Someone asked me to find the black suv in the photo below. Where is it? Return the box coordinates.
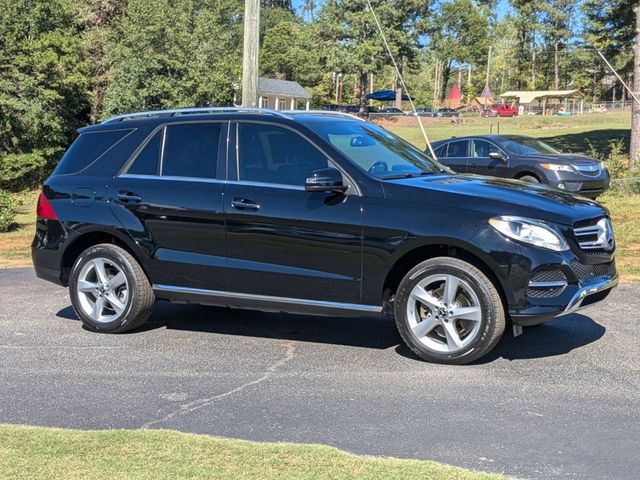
[33,108,618,364]
[432,135,611,199]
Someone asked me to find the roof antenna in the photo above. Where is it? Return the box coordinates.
[364,0,438,161]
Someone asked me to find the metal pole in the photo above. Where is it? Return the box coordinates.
[241,0,260,107]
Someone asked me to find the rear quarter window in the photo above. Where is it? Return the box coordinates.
[54,129,132,175]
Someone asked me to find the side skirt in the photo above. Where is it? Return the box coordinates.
[153,284,383,318]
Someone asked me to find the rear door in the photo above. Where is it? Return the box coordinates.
[108,121,229,291]
[222,121,363,303]
[467,139,510,178]
[436,139,469,173]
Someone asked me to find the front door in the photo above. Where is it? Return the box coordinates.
[223,121,363,304]
[467,139,510,177]
[109,121,228,291]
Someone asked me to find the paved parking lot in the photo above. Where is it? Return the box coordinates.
[1,267,638,480]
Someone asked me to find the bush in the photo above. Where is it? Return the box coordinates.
[0,189,17,232]
[628,174,640,195]
[588,139,629,179]
[0,152,48,192]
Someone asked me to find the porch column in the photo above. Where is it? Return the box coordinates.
[258,96,263,108]
[305,100,310,110]
[274,97,279,110]
[291,98,296,110]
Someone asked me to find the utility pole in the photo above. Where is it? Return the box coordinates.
[484,46,492,108]
[631,4,640,170]
[241,0,260,107]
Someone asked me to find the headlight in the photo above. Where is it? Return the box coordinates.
[599,161,606,170]
[489,216,569,251]
[540,163,574,172]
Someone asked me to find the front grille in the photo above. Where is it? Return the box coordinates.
[573,163,600,176]
[531,268,566,283]
[572,217,615,253]
[570,260,616,280]
[526,286,566,298]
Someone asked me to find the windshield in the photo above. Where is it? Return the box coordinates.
[501,137,560,155]
[308,122,446,178]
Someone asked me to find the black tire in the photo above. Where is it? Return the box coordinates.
[69,243,155,333]
[394,257,505,365]
[519,174,540,183]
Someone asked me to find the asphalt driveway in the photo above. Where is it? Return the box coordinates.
[1,267,638,480]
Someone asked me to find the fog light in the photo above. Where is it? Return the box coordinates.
[558,183,565,189]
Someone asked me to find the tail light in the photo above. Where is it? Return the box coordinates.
[36,191,58,220]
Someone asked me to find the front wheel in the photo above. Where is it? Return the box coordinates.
[394,257,505,364]
[69,244,155,333]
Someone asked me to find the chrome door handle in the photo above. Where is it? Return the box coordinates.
[231,197,260,211]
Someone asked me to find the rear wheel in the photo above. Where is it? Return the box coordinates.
[394,257,505,364]
[69,244,154,333]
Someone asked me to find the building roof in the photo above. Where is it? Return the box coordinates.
[499,90,583,104]
[258,77,312,99]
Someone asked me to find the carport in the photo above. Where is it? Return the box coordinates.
[500,89,585,115]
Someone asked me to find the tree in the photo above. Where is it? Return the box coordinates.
[539,0,575,90]
[632,4,640,170]
[103,0,242,116]
[0,0,91,189]
[427,0,491,102]
[316,0,429,113]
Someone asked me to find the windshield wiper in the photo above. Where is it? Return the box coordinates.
[380,171,439,180]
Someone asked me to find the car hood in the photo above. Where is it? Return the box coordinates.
[383,173,606,226]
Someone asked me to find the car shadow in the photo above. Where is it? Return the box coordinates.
[539,129,629,155]
[56,304,604,361]
[56,302,403,350]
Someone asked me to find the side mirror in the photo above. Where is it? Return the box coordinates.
[305,167,348,193]
[489,152,507,162]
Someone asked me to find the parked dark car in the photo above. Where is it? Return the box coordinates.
[33,108,617,365]
[435,108,460,118]
[414,107,435,117]
[431,135,610,199]
[378,107,405,115]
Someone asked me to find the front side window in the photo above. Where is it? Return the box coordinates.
[309,122,444,178]
[471,140,501,158]
[237,123,328,185]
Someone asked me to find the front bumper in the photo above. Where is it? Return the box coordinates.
[543,170,611,198]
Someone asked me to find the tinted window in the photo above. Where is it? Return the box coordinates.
[56,129,131,175]
[162,123,220,178]
[238,123,328,185]
[471,140,501,158]
[128,130,161,175]
[434,144,447,158]
[444,140,468,158]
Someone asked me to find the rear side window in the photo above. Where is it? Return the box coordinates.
[162,123,220,178]
[128,130,162,175]
[55,129,131,175]
[443,140,468,158]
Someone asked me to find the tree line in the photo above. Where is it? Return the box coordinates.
[0,0,637,189]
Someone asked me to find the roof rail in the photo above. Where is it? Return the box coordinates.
[286,110,366,122]
[101,107,290,124]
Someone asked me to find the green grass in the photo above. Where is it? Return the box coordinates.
[0,190,38,268]
[0,425,505,480]
[598,192,640,283]
[386,112,631,155]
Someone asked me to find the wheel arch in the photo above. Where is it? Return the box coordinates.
[382,240,508,314]
[514,171,542,182]
[60,228,149,286]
